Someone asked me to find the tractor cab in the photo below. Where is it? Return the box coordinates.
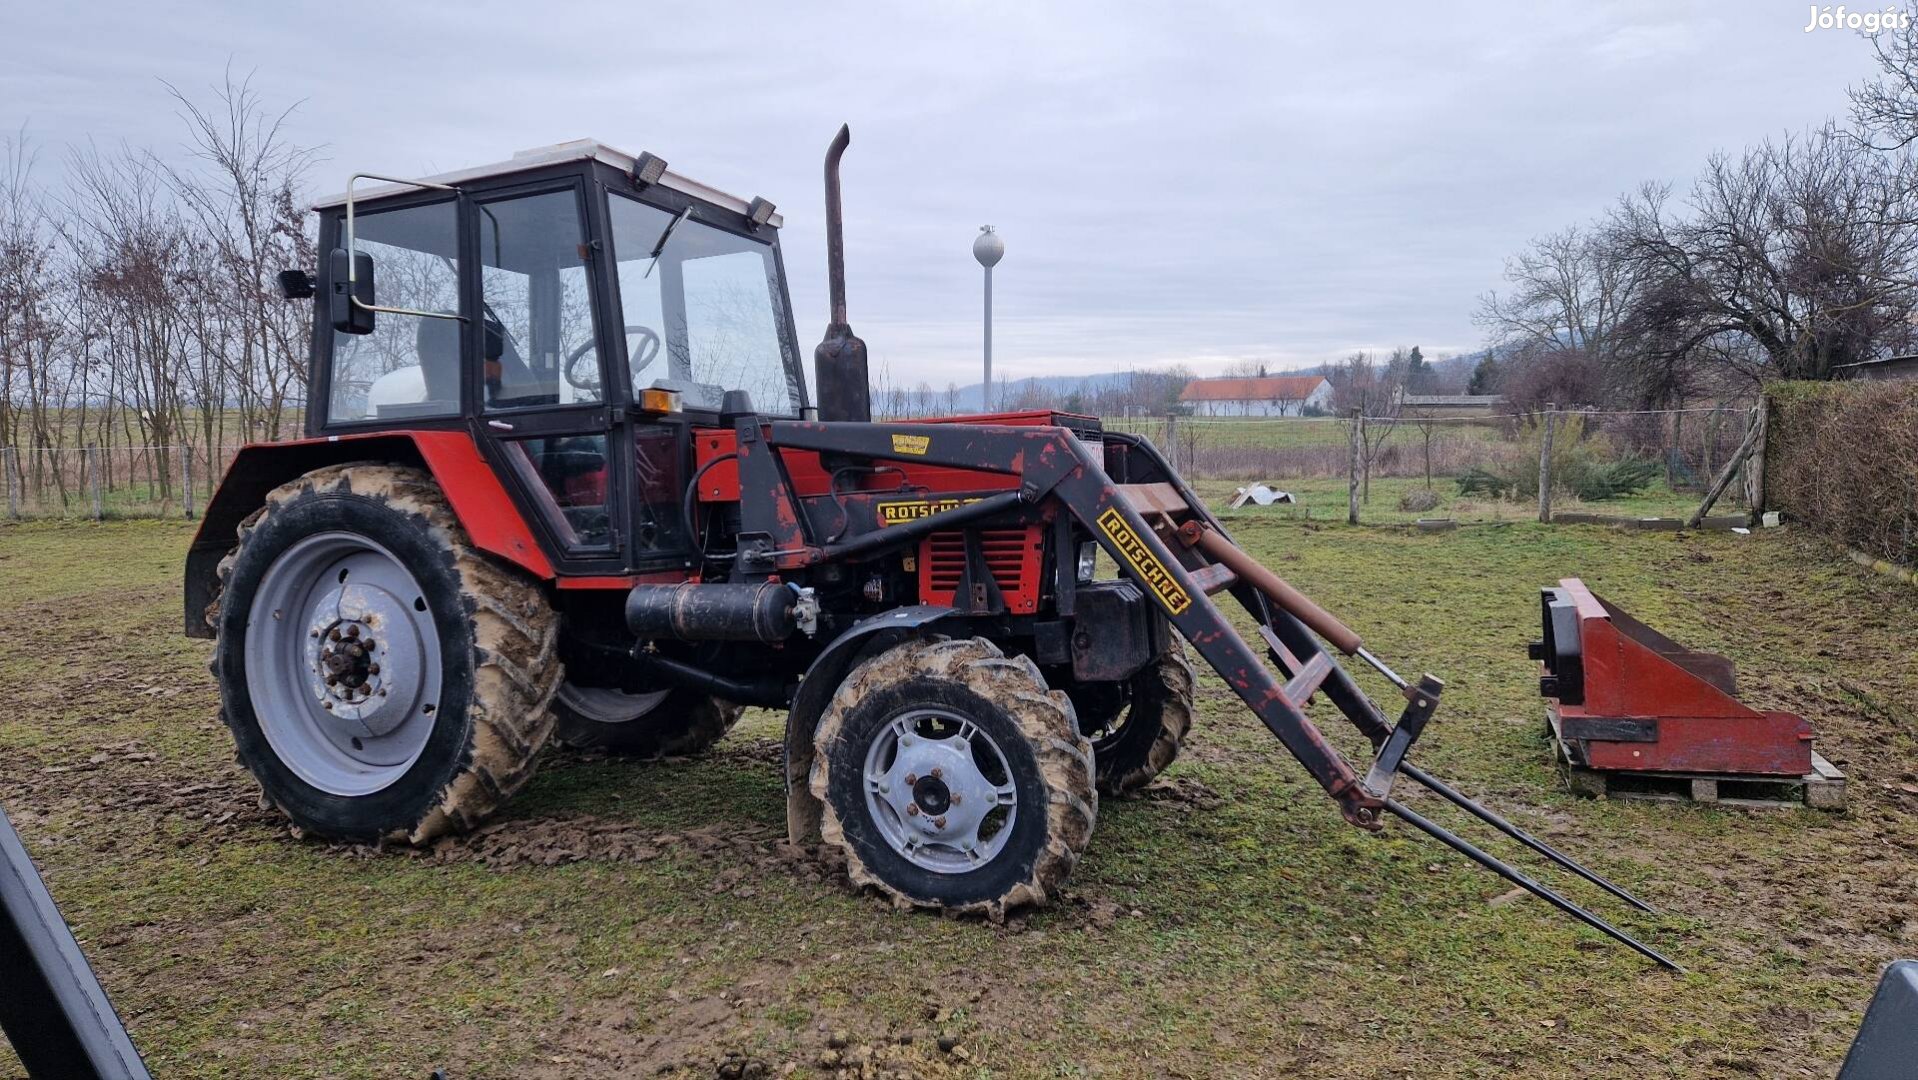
[307,140,805,574]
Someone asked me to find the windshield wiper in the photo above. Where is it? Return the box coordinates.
[644,206,694,279]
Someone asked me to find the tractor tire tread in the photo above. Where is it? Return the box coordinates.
[208,461,560,844]
[811,636,1096,919]
[1098,639,1196,797]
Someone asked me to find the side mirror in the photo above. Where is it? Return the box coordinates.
[328,248,376,335]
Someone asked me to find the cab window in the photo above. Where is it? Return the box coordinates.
[608,192,801,415]
[478,189,604,410]
[324,200,460,424]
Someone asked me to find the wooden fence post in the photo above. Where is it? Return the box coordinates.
[181,450,194,520]
[4,447,17,520]
[1747,396,1770,524]
[1538,405,1556,523]
[1164,412,1179,476]
[1686,404,1766,528]
[1348,408,1362,525]
[88,445,103,521]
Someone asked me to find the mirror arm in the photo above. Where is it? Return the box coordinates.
[344,173,467,323]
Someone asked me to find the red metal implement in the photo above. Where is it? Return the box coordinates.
[1537,578,1813,777]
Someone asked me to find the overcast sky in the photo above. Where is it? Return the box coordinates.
[0,0,1882,389]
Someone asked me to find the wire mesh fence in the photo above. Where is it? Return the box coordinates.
[1,404,1760,526]
[0,444,245,520]
[1105,405,1761,525]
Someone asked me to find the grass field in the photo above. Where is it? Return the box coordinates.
[1,515,1914,1078]
[1195,476,1719,525]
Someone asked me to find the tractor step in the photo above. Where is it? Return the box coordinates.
[1549,715,1846,810]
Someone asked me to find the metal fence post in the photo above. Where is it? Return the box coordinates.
[1348,408,1362,526]
[88,445,103,521]
[180,450,194,520]
[1537,405,1556,524]
[4,447,17,520]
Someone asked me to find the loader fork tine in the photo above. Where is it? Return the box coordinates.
[1384,799,1684,973]
[1398,762,1656,914]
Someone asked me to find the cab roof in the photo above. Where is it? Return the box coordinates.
[312,139,785,229]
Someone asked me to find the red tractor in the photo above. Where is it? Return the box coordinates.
[185,129,1673,963]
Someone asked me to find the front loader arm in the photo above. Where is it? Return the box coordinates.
[1041,450,1386,829]
[760,419,1680,970]
[759,419,1378,824]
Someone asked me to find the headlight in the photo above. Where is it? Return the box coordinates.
[1076,541,1098,583]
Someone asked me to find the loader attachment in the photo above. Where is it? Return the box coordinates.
[757,420,1679,970]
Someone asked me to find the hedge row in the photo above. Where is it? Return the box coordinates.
[1767,380,1918,568]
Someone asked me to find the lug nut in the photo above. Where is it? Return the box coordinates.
[929,767,942,779]
[329,628,342,641]
[932,816,946,829]
[345,625,360,639]
[904,773,918,785]
[369,664,380,675]
[906,804,920,817]
[949,793,962,806]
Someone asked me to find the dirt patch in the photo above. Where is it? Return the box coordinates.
[1133,775,1225,812]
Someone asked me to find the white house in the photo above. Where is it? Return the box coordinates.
[1178,375,1332,417]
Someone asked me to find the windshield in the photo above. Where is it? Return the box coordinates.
[608,192,802,415]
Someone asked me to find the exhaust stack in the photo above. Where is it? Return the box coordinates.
[813,125,872,423]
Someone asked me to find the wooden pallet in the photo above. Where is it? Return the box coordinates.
[1548,718,1846,810]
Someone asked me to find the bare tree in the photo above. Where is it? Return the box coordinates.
[1852,19,1918,150]
[1606,127,1918,397]
[1321,352,1402,501]
[1476,224,1643,392]
[161,68,317,457]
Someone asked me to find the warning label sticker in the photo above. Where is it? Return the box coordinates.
[891,433,931,456]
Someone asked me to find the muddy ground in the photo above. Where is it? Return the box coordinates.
[0,514,1913,1078]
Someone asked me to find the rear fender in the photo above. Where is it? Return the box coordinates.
[783,605,955,843]
[183,430,553,637]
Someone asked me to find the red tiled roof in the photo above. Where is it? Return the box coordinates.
[1179,375,1328,402]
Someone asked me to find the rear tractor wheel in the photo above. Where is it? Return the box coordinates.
[810,637,1097,916]
[1073,639,1196,797]
[209,463,561,844]
[552,684,743,757]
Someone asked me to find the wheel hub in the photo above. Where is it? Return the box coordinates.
[300,580,426,739]
[911,774,952,815]
[318,622,378,696]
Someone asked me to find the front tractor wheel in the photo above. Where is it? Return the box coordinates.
[1074,639,1197,797]
[211,463,561,844]
[811,637,1096,916]
[552,684,743,757]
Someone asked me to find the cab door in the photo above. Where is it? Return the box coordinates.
[468,181,629,573]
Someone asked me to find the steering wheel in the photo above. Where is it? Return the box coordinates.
[564,326,661,393]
